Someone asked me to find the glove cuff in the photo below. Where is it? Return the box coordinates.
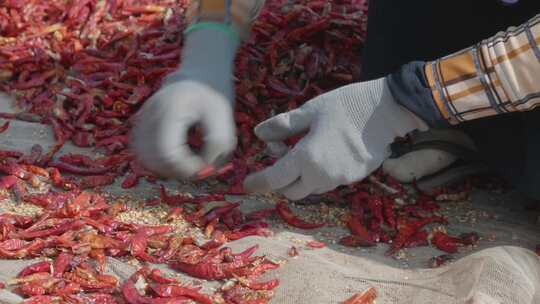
[339,78,428,136]
[164,26,240,103]
[185,22,240,45]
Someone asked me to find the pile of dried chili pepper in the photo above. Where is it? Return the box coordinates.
[0,147,280,302]
[0,0,369,194]
[0,1,485,301]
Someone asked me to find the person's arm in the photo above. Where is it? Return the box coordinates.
[132,1,265,180]
[389,13,540,127]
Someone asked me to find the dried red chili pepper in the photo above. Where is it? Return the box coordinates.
[347,217,373,242]
[52,252,73,278]
[148,268,179,285]
[381,197,396,229]
[14,219,85,240]
[240,278,280,291]
[388,216,447,255]
[222,285,273,304]
[276,201,325,229]
[366,196,384,227]
[306,240,326,249]
[342,287,377,304]
[159,185,191,205]
[170,254,252,280]
[18,261,51,277]
[0,239,26,251]
[151,284,213,304]
[227,227,273,241]
[48,161,110,176]
[431,232,463,254]
[79,174,115,189]
[0,150,23,159]
[403,230,429,248]
[0,175,19,190]
[339,235,376,248]
[203,202,240,226]
[429,254,454,268]
[459,232,480,246]
[0,121,10,134]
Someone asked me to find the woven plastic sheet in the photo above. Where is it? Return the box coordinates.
[0,101,539,304]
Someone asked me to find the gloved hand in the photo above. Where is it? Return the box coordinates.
[381,127,479,183]
[131,26,240,179]
[243,78,428,200]
[383,149,457,183]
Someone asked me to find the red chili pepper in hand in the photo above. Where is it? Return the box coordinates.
[276,201,325,229]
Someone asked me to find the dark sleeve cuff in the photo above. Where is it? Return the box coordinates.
[387,61,449,128]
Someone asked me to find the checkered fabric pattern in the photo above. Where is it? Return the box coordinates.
[425,13,540,125]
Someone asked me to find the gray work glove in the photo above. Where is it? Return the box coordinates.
[244,78,428,200]
[132,27,240,179]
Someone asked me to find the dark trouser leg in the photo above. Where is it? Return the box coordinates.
[516,110,540,198]
[361,0,540,198]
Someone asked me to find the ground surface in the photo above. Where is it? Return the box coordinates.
[0,101,539,303]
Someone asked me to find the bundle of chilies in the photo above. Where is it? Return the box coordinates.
[0,153,281,303]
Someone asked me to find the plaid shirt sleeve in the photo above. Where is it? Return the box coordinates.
[388,13,540,127]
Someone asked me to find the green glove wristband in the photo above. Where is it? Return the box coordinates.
[184,22,240,44]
